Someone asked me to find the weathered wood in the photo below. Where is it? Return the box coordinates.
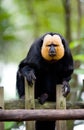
[5,99,25,109]
[4,99,84,109]
[0,109,84,121]
[56,84,67,130]
[25,80,35,130]
[0,87,4,130]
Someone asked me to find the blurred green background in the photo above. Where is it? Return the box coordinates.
[0,0,84,129]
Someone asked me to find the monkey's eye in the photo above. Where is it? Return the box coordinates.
[53,44,59,47]
[46,45,51,47]
[46,44,58,47]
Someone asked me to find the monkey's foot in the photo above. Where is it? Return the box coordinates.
[38,93,48,104]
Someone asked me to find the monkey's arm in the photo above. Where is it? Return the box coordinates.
[62,54,74,97]
[20,65,36,86]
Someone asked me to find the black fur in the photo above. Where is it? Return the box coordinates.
[16,32,74,130]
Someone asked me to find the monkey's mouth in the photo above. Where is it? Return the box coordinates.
[49,53,56,57]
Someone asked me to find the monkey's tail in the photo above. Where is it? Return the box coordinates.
[16,70,25,98]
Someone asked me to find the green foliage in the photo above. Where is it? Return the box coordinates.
[74,68,84,75]
[5,122,24,130]
[0,0,84,64]
[0,6,17,61]
[0,1,84,129]
[70,40,80,49]
[74,54,84,62]
[70,37,84,61]
[5,122,15,130]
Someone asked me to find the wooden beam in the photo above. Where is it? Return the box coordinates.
[4,99,84,109]
[0,109,84,121]
[0,87,4,130]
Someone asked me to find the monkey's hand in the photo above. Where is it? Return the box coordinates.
[62,81,70,97]
[38,93,48,105]
[26,70,36,86]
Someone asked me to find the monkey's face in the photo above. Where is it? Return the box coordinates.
[41,34,65,61]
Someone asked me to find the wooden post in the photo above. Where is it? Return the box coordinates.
[0,87,4,130]
[25,80,35,130]
[56,84,67,130]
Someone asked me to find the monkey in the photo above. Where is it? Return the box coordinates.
[16,32,74,130]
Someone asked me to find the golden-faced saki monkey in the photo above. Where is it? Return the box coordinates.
[16,32,74,130]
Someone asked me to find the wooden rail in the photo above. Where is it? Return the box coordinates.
[0,109,84,121]
[0,79,83,130]
[4,99,84,109]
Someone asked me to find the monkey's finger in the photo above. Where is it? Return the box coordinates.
[32,73,36,80]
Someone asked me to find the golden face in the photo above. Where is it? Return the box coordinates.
[41,34,65,61]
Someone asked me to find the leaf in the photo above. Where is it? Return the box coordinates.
[69,41,79,49]
[69,38,84,49]
[5,122,15,129]
[73,54,84,62]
